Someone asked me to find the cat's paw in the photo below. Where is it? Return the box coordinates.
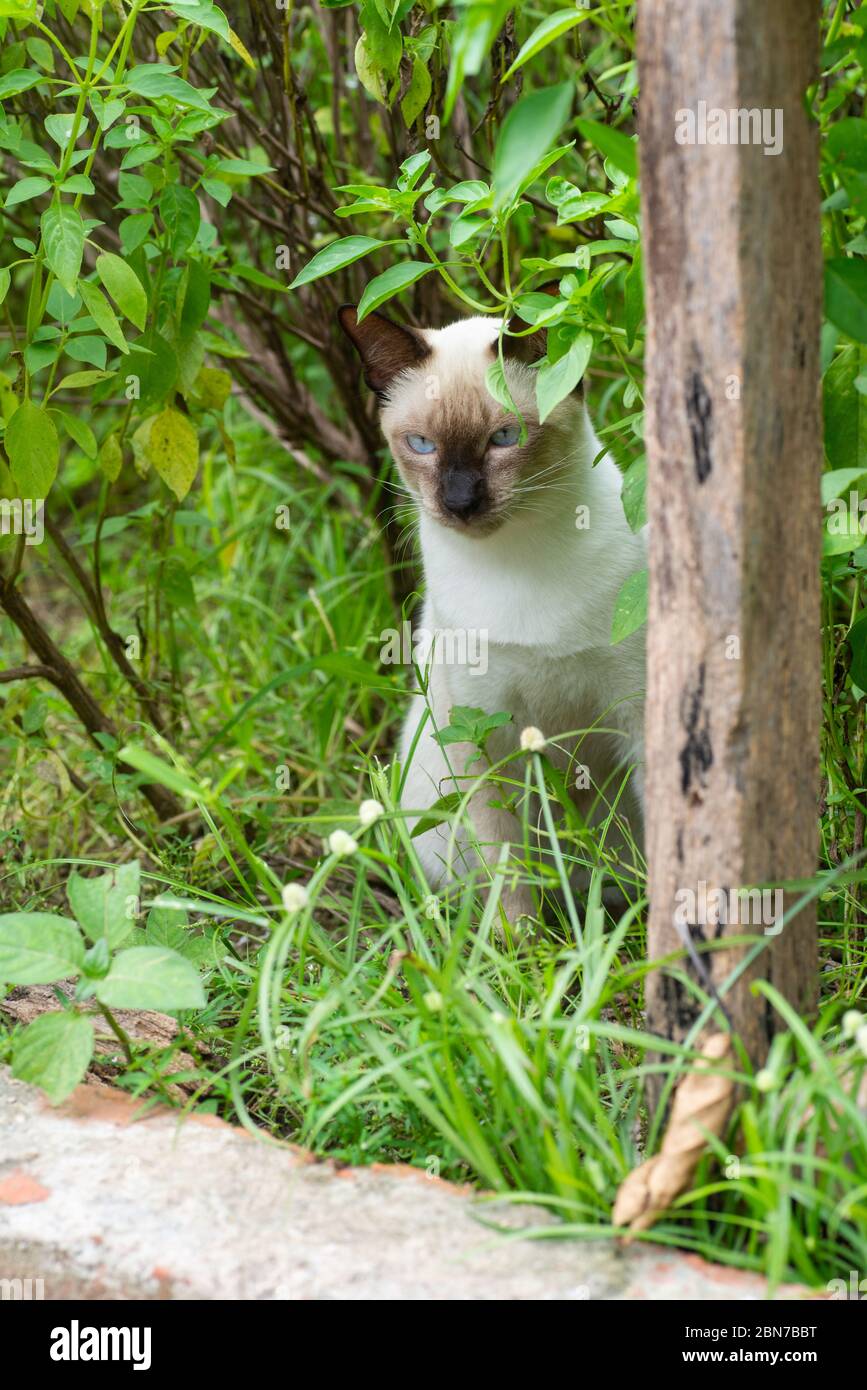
[495,885,538,940]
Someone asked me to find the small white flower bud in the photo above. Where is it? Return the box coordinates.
[520,725,546,753]
[281,882,309,913]
[842,1009,862,1040]
[328,829,358,857]
[359,798,384,828]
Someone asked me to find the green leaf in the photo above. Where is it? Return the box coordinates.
[127,332,179,409]
[513,142,575,203]
[0,0,38,18]
[503,9,590,79]
[824,345,867,471]
[356,260,434,321]
[436,705,512,752]
[12,1013,94,1104]
[621,454,647,533]
[120,142,162,172]
[536,330,593,423]
[60,174,95,195]
[0,68,45,100]
[158,184,201,257]
[159,554,196,608]
[41,204,85,294]
[822,468,867,506]
[146,407,200,500]
[0,267,10,306]
[67,863,141,948]
[98,430,123,482]
[55,408,98,459]
[45,112,86,151]
[57,368,113,389]
[78,280,130,355]
[826,258,867,343]
[443,0,511,121]
[410,792,462,839]
[624,248,643,350]
[450,214,488,248]
[231,264,289,294]
[611,568,648,645]
[144,905,192,959]
[0,913,84,983]
[96,252,148,331]
[401,57,431,127]
[826,118,867,217]
[119,212,153,256]
[226,23,256,68]
[5,175,51,207]
[493,82,573,210]
[65,335,107,369]
[117,742,201,799]
[848,609,867,690]
[190,366,231,410]
[215,157,275,177]
[425,180,488,213]
[6,400,59,495]
[91,94,125,131]
[352,35,385,101]
[95,946,205,1011]
[289,235,391,290]
[171,1,231,41]
[125,63,216,114]
[576,118,638,179]
[25,340,58,376]
[46,282,80,324]
[180,260,211,334]
[484,357,520,417]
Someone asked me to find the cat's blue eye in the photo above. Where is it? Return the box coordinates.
[406,434,437,455]
[490,425,521,447]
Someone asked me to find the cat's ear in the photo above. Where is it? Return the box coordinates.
[338,306,429,397]
[505,326,548,364]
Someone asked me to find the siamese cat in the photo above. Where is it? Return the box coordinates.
[340,304,646,923]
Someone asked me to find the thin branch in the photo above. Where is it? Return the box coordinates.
[0,664,59,684]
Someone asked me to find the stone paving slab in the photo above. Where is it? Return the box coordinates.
[0,1068,822,1301]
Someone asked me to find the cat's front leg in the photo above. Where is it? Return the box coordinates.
[466,784,537,928]
[400,675,535,927]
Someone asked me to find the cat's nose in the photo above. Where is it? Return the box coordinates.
[441,468,486,520]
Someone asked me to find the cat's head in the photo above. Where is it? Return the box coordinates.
[339,307,579,536]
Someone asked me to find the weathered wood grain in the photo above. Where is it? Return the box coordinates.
[637,0,822,1099]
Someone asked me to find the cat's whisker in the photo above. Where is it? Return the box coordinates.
[511,483,579,499]
[381,479,415,498]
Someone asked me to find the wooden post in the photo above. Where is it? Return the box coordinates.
[638,0,822,1098]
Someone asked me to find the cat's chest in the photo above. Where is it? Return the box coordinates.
[424,532,615,651]
[442,637,598,728]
